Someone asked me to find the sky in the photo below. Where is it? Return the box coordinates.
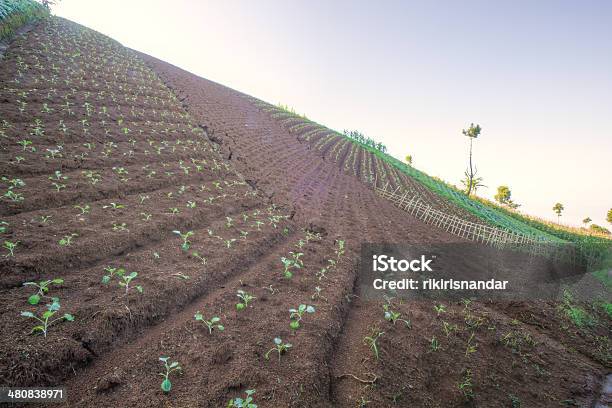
[53,0,612,228]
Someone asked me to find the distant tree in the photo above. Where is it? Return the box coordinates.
[494,186,511,205]
[462,123,482,196]
[552,203,564,223]
[582,217,592,228]
[607,208,612,225]
[405,155,412,165]
[589,224,610,235]
[494,185,520,209]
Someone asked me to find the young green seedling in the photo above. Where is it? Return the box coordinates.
[173,230,194,251]
[236,290,255,311]
[383,303,411,327]
[227,389,256,408]
[311,286,327,302]
[103,202,125,210]
[264,337,292,361]
[3,189,24,202]
[289,304,315,330]
[194,311,224,334]
[434,304,446,316]
[363,328,384,359]
[21,299,74,337]
[158,356,181,393]
[101,266,124,284]
[22,278,63,305]
[429,336,441,352]
[117,270,143,295]
[74,204,90,215]
[3,240,19,257]
[280,256,301,279]
[58,233,78,247]
[191,251,207,265]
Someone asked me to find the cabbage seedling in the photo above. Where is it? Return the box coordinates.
[3,240,19,257]
[194,311,224,333]
[21,299,74,337]
[280,254,302,279]
[74,204,90,215]
[289,304,315,330]
[102,266,124,284]
[3,189,24,202]
[383,304,411,327]
[103,202,125,210]
[58,233,78,247]
[227,389,256,408]
[173,230,194,251]
[264,337,292,361]
[158,356,181,393]
[117,270,143,295]
[23,278,63,305]
[236,290,255,311]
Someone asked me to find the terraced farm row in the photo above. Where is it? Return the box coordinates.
[0,17,351,407]
[0,13,609,407]
[248,101,569,242]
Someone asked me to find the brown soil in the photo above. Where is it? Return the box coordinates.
[0,16,609,408]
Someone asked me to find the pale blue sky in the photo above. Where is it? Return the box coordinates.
[53,0,612,228]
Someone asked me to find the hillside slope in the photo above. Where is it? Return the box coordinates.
[0,14,608,407]
[140,53,611,406]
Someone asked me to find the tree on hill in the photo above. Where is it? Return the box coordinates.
[494,185,520,209]
[462,123,482,196]
[582,217,592,228]
[607,208,612,225]
[405,154,412,165]
[552,203,564,223]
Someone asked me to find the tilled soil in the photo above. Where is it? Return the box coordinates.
[0,16,608,408]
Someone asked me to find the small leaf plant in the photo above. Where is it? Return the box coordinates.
[264,337,292,361]
[227,389,257,408]
[22,278,64,305]
[159,356,181,393]
[21,298,74,337]
[236,290,255,311]
[194,311,224,334]
[289,304,315,330]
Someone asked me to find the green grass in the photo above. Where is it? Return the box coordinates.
[0,0,48,41]
[592,269,612,289]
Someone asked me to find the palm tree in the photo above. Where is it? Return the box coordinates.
[553,203,564,223]
[582,217,592,228]
[462,123,482,196]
